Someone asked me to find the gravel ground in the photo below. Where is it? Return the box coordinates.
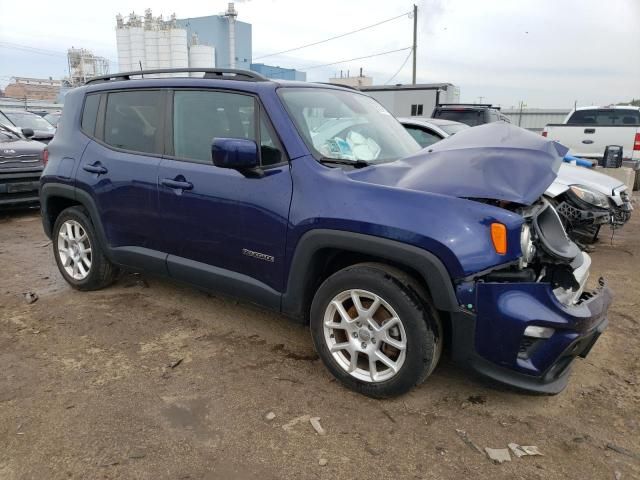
[1,204,639,480]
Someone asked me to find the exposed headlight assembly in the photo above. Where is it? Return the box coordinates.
[569,185,610,209]
[519,223,536,267]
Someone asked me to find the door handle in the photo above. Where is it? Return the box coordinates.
[161,178,193,190]
[82,163,108,174]
[584,128,595,134]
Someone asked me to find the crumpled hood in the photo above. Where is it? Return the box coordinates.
[349,122,568,205]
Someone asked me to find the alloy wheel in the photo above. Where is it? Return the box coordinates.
[323,289,407,383]
[57,220,92,280]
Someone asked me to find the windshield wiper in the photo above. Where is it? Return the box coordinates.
[319,157,370,169]
[0,123,20,139]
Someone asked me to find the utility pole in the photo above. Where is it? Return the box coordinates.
[412,4,417,85]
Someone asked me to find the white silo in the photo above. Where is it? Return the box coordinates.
[169,27,189,74]
[189,45,215,76]
[144,28,159,70]
[157,28,171,75]
[116,24,131,72]
[129,25,145,71]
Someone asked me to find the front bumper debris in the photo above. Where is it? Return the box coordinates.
[451,277,612,394]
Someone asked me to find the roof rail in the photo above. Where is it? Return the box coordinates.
[85,68,269,84]
[437,103,500,110]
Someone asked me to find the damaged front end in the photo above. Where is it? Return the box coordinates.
[452,199,612,394]
[554,184,633,243]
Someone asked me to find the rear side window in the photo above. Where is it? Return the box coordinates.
[104,91,163,154]
[81,94,100,136]
[434,109,484,126]
[567,109,640,125]
[173,90,256,163]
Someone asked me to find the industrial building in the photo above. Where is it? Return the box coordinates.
[115,4,251,75]
[4,77,61,101]
[66,48,110,86]
[175,4,251,70]
[360,83,460,118]
[249,63,305,81]
[501,108,571,133]
[329,69,373,88]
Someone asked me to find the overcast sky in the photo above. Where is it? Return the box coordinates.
[1,0,638,108]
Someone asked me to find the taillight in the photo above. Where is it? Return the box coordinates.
[41,148,49,166]
[542,131,548,137]
[634,133,640,151]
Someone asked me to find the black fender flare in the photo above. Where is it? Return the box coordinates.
[281,229,460,319]
[40,183,113,261]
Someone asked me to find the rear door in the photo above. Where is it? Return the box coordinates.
[76,89,167,274]
[157,89,292,306]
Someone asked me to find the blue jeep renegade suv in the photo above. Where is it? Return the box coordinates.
[39,68,611,398]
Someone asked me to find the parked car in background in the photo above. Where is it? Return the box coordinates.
[431,103,510,126]
[43,111,63,128]
[399,117,469,147]
[40,68,611,397]
[399,119,632,244]
[0,123,46,207]
[1,109,55,144]
[543,106,640,188]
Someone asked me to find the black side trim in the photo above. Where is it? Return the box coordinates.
[39,183,77,238]
[167,255,281,311]
[40,184,115,265]
[111,246,168,277]
[281,229,459,319]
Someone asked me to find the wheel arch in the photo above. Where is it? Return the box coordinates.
[281,229,460,322]
[40,184,112,260]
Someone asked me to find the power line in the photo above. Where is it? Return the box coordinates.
[253,11,411,61]
[296,47,412,71]
[0,41,118,63]
[384,47,414,85]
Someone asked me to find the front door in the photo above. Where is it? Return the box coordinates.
[157,89,292,307]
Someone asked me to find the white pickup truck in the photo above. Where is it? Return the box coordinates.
[543,106,640,188]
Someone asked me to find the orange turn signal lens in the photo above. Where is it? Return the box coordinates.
[490,223,507,255]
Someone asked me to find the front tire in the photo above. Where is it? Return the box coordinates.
[310,263,442,398]
[52,206,117,291]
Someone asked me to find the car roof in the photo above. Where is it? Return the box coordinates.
[574,105,640,111]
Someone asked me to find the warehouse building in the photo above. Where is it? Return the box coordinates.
[249,63,305,81]
[360,83,460,118]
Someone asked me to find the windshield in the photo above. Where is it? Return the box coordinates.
[440,123,470,135]
[0,110,15,127]
[434,109,484,126]
[6,111,55,132]
[279,88,420,164]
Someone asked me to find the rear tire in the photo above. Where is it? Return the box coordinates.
[52,206,118,291]
[310,263,442,398]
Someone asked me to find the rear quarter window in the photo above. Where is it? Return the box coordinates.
[81,94,101,136]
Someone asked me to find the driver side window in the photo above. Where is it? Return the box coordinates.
[173,90,256,163]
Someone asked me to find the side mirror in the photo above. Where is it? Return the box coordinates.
[21,128,35,138]
[211,138,261,175]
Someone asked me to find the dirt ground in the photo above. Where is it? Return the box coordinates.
[1,203,639,480]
